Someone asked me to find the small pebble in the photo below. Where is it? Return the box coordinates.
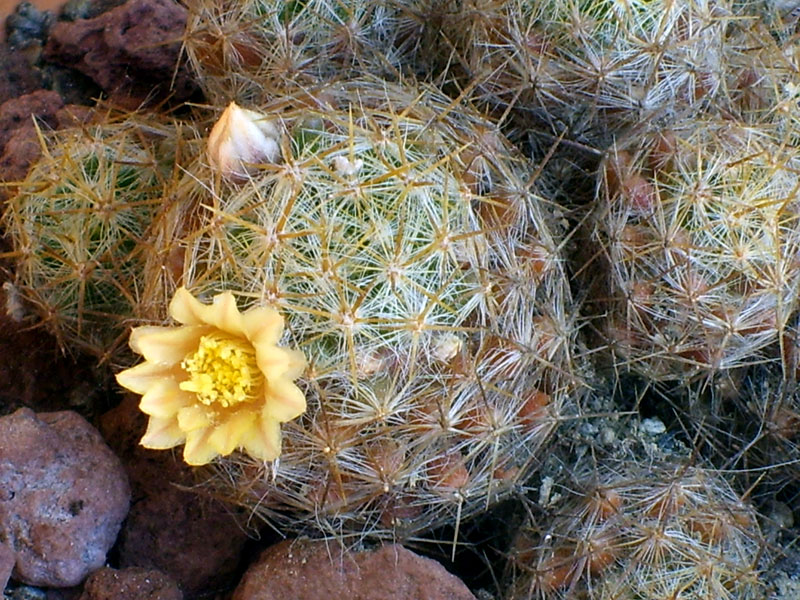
[640,417,666,436]
[601,426,617,445]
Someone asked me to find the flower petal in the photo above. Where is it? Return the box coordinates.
[265,377,307,423]
[130,325,207,366]
[208,290,246,336]
[183,427,218,465]
[168,287,207,325]
[284,348,307,380]
[241,416,281,462]
[116,361,173,395]
[140,416,185,449]
[207,410,258,456]
[169,287,246,336]
[177,405,213,432]
[139,378,191,419]
[242,306,284,347]
[255,345,290,378]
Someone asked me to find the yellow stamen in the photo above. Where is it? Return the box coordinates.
[180,333,262,408]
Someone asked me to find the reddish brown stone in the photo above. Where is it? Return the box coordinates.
[0,408,130,587]
[0,542,13,590]
[233,539,477,600]
[43,0,198,108]
[0,121,46,184]
[102,396,248,595]
[0,90,63,186]
[0,282,96,416]
[80,566,183,600]
[0,95,102,201]
[0,41,47,105]
[117,486,248,596]
[0,89,62,150]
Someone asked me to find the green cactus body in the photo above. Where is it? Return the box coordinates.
[593,117,800,382]
[507,462,763,600]
[181,77,575,536]
[2,114,179,358]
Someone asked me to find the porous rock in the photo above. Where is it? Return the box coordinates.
[103,396,248,595]
[0,92,100,199]
[118,488,248,596]
[43,0,198,108]
[0,89,62,151]
[0,89,62,185]
[79,566,183,600]
[0,40,46,104]
[0,285,93,415]
[232,539,477,600]
[0,542,13,589]
[0,408,130,587]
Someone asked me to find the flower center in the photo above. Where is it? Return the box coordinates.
[180,333,262,408]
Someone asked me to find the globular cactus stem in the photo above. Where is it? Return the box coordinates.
[173,76,579,538]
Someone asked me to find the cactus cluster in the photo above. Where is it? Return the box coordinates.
[507,461,763,600]
[178,77,575,536]
[4,0,800,590]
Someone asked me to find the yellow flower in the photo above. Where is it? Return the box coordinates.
[116,287,306,465]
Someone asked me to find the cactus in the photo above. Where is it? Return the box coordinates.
[176,76,576,537]
[182,0,407,104]
[421,0,735,147]
[723,4,800,134]
[724,363,800,500]
[590,116,800,384]
[1,111,183,360]
[507,460,764,600]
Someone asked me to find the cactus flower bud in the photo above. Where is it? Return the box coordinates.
[207,101,281,180]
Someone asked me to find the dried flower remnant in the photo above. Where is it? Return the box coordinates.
[332,155,364,176]
[207,101,281,180]
[115,287,306,465]
[431,333,463,364]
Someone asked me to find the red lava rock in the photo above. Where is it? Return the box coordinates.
[102,396,249,596]
[0,42,47,105]
[232,539,478,600]
[0,90,62,150]
[0,408,130,587]
[79,566,183,600]
[118,487,248,596]
[0,542,13,589]
[0,123,47,184]
[0,282,97,416]
[0,93,99,198]
[43,0,198,109]
[0,89,63,186]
